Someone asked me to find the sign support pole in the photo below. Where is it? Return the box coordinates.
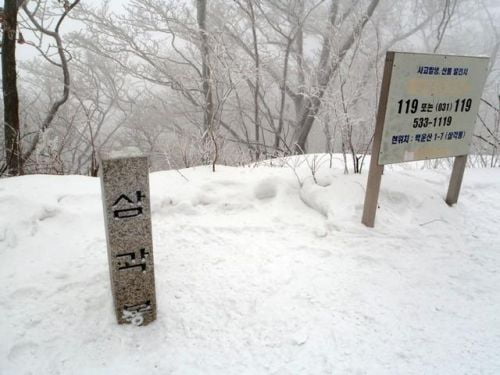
[362,52,395,228]
[445,154,467,206]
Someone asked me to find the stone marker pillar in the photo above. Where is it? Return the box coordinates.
[100,155,157,326]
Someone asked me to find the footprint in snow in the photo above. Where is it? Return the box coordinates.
[9,287,44,301]
[38,206,60,221]
[7,342,40,362]
[382,190,411,206]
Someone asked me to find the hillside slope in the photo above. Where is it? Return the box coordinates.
[1,158,499,374]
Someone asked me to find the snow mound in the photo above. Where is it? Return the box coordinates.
[254,178,278,200]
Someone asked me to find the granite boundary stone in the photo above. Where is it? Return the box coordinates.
[100,155,157,326]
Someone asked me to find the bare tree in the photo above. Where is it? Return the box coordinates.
[19,0,81,167]
[4,0,495,175]
[197,0,214,144]
[291,0,380,153]
[433,0,459,53]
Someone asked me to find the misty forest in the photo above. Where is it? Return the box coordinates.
[1,0,499,176]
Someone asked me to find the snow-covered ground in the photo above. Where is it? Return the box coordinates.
[1,155,499,374]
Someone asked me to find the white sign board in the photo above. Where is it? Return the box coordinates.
[379,52,489,165]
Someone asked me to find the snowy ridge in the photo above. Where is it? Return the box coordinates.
[1,158,499,374]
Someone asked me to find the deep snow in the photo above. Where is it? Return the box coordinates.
[1,156,499,374]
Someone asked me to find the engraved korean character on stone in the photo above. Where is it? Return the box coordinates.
[112,191,146,219]
[122,301,152,326]
[116,248,150,272]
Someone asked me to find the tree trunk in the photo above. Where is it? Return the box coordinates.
[291,0,380,153]
[197,0,214,141]
[2,0,21,175]
[247,0,261,160]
